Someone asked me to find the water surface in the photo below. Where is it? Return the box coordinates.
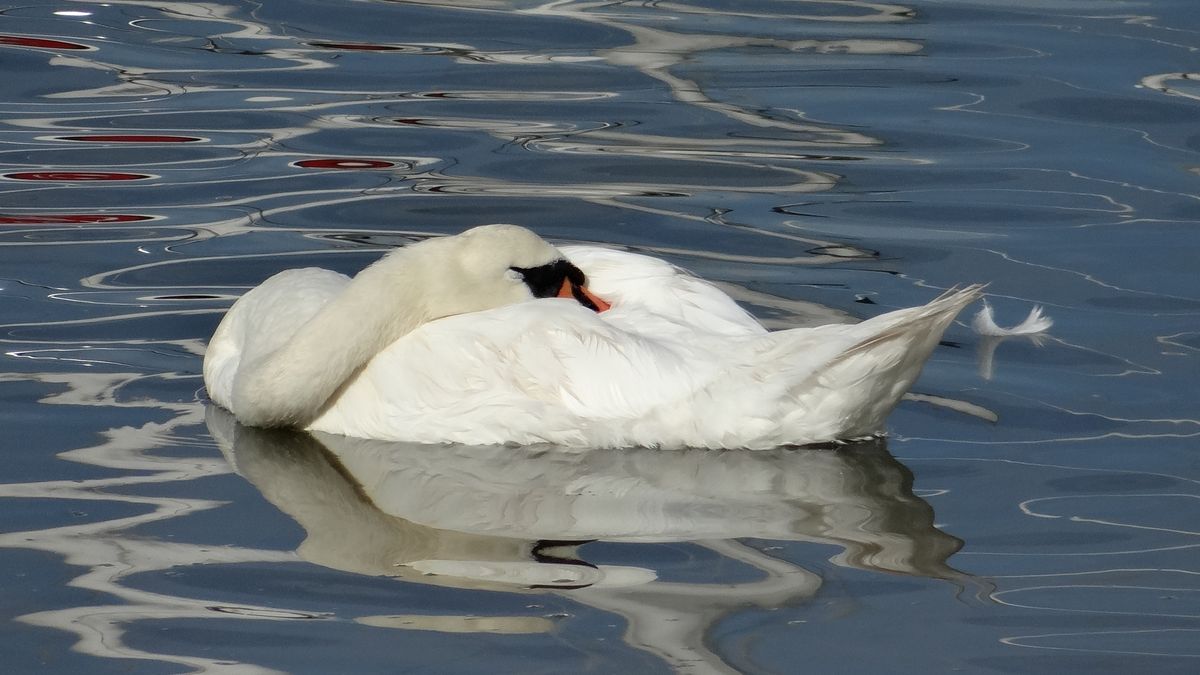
[1,1,1197,673]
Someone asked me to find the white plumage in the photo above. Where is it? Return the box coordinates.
[203,225,981,449]
[972,299,1053,337]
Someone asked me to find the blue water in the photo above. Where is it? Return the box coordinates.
[1,1,1197,672]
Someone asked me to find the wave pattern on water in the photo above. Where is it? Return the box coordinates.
[0,0,1198,673]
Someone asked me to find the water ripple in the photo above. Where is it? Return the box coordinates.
[1,0,1198,672]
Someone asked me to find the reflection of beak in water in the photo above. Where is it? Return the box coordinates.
[208,404,963,587]
[210,404,966,673]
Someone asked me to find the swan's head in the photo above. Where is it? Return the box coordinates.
[408,224,610,317]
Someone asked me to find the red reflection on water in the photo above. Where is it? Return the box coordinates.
[3,171,153,181]
[310,42,404,51]
[293,159,396,169]
[56,135,203,143]
[0,214,155,224]
[0,35,90,50]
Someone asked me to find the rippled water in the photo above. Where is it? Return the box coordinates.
[1,1,1197,673]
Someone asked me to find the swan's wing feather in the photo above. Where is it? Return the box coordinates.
[313,301,724,445]
[773,286,983,440]
[560,246,765,339]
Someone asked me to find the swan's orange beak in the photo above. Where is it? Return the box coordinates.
[558,278,611,313]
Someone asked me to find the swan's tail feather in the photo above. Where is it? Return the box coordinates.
[837,285,984,361]
[779,285,983,443]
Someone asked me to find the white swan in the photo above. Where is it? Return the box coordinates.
[203,224,981,448]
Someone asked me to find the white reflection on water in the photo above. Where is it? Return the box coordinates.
[0,372,296,674]
[0,0,929,227]
[524,0,917,144]
[1141,72,1200,102]
[208,405,963,672]
[209,406,963,576]
[977,334,1047,381]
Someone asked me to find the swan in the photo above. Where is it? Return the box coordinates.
[203,224,981,449]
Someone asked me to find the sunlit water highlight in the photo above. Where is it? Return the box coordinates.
[0,1,1197,673]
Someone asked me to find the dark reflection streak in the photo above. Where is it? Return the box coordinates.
[1,276,70,292]
[239,424,379,510]
[0,381,300,673]
[705,208,877,259]
[55,135,205,143]
[0,215,157,224]
[0,35,92,51]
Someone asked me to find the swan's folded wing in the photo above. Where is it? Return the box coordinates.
[308,300,727,445]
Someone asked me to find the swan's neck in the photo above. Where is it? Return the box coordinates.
[232,251,436,428]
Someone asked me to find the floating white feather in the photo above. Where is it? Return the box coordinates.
[972,300,1053,337]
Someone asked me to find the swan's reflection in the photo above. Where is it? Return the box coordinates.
[210,405,963,672]
[978,333,1049,381]
[207,405,961,588]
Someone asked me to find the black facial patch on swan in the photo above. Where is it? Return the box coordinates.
[510,259,599,311]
